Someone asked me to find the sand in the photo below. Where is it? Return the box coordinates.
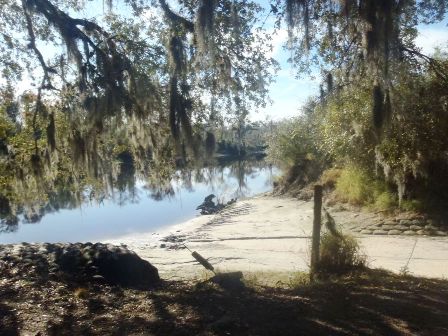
[104,193,448,280]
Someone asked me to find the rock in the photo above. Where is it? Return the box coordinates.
[410,225,422,231]
[360,230,373,235]
[383,221,396,226]
[160,243,166,248]
[368,225,383,230]
[18,243,162,288]
[416,230,428,236]
[393,225,408,231]
[57,248,84,273]
[388,230,402,235]
[381,225,396,231]
[373,230,388,235]
[399,220,413,226]
[92,248,159,288]
[436,231,448,236]
[403,230,415,235]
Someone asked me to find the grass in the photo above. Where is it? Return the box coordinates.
[334,165,397,211]
[320,168,341,189]
[373,190,397,211]
[242,270,310,289]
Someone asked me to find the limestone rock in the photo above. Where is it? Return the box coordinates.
[373,230,388,235]
[399,220,413,226]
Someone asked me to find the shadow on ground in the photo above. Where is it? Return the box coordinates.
[1,268,448,335]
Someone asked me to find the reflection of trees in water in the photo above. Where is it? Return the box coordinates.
[0,154,271,232]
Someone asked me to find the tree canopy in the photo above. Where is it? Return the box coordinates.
[1,0,447,155]
[1,0,448,225]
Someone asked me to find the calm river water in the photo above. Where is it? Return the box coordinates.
[0,160,278,244]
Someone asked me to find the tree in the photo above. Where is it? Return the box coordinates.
[0,0,277,166]
[283,0,448,130]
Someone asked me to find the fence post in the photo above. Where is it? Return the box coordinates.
[310,184,323,280]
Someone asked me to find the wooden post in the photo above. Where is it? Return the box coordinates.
[310,184,323,280]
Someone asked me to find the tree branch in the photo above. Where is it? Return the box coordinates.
[402,46,448,84]
[22,0,54,90]
[158,0,194,32]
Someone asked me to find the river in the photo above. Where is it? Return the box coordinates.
[0,159,278,243]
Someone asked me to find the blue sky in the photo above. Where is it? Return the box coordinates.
[252,19,448,122]
[13,1,448,123]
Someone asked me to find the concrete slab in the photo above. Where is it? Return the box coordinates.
[105,195,448,279]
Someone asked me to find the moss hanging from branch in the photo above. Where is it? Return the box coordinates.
[195,0,215,56]
[24,0,146,122]
[46,113,56,152]
[372,84,384,130]
[286,0,311,50]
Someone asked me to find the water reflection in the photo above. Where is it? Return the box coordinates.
[0,158,277,243]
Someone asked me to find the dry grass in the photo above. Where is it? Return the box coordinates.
[1,256,448,335]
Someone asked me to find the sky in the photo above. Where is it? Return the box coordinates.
[253,20,448,122]
[9,1,448,123]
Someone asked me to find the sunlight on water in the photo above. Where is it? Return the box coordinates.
[0,161,278,243]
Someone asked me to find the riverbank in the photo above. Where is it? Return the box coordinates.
[3,193,448,335]
[104,193,448,279]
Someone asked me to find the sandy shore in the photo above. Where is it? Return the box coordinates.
[104,193,448,280]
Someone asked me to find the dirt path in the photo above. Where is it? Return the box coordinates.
[105,194,448,279]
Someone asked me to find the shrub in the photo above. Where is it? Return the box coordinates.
[318,233,366,275]
[320,168,341,190]
[335,165,396,210]
[373,191,397,211]
[335,166,373,205]
[400,199,424,212]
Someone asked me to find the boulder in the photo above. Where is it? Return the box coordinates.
[92,248,159,288]
[54,243,159,288]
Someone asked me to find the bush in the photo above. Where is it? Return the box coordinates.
[335,165,397,210]
[318,233,366,275]
[373,191,397,211]
[320,168,341,190]
[335,166,373,205]
[401,199,424,212]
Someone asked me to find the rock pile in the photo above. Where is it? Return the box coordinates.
[349,216,448,237]
[0,242,159,288]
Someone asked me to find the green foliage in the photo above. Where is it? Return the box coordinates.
[319,168,341,189]
[318,81,376,169]
[267,101,324,169]
[373,191,397,211]
[318,233,366,275]
[335,165,396,210]
[269,51,448,210]
[400,199,424,212]
[335,166,373,205]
